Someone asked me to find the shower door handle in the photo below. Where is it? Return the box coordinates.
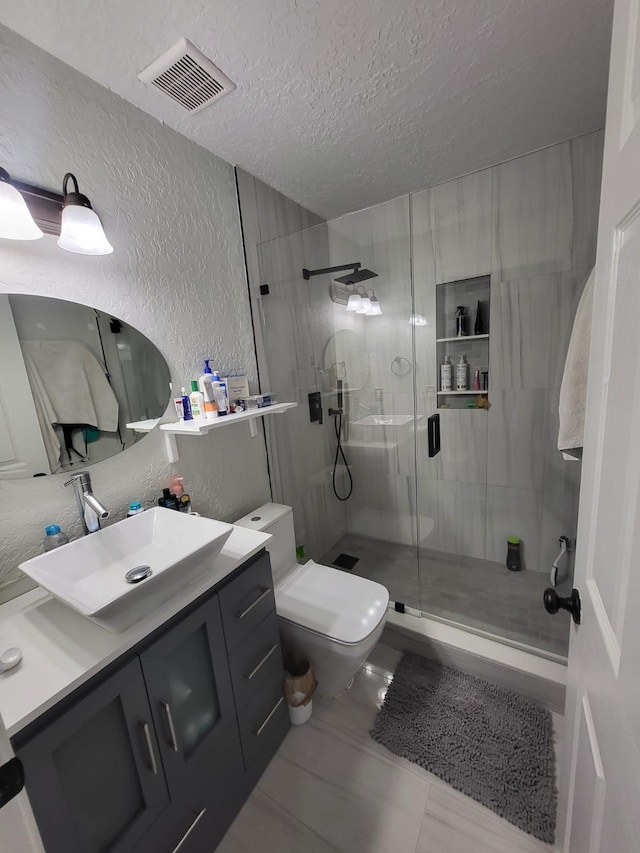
[428,414,440,458]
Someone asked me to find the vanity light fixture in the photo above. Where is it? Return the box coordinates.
[58,173,113,255]
[367,294,382,316]
[0,167,44,240]
[346,287,363,313]
[409,313,428,326]
[357,288,372,314]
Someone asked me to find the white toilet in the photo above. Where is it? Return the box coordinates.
[235,503,389,697]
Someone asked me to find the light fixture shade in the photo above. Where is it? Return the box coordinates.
[58,204,114,255]
[0,170,43,240]
[409,313,428,326]
[346,292,363,312]
[358,296,372,314]
[368,296,382,315]
[57,172,113,255]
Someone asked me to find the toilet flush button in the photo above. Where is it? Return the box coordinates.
[0,647,22,673]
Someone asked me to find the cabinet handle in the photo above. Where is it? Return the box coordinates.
[163,702,179,753]
[141,722,158,775]
[172,808,206,853]
[245,644,278,680]
[237,587,271,620]
[255,696,284,737]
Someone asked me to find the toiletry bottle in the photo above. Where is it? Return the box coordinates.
[180,387,193,421]
[456,354,468,390]
[189,380,204,419]
[198,360,218,419]
[127,501,145,517]
[440,355,452,391]
[473,369,481,391]
[455,306,466,337]
[474,300,483,335]
[506,537,522,571]
[174,397,185,420]
[43,524,69,552]
[211,370,229,416]
[158,487,179,511]
[169,475,192,513]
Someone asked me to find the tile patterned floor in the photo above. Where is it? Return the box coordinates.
[321,534,570,657]
[219,645,558,853]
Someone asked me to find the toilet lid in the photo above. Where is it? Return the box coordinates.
[276,560,389,645]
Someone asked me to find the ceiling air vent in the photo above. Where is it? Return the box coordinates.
[138,38,235,113]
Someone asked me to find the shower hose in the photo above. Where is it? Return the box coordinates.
[332,409,353,501]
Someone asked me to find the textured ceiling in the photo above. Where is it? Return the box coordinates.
[0,0,613,218]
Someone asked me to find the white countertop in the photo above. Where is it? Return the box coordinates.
[0,525,271,738]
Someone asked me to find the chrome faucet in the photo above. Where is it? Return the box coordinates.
[64,471,110,534]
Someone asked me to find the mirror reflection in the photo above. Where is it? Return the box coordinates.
[0,294,171,479]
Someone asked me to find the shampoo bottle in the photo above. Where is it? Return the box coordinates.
[198,360,218,419]
[440,355,452,391]
[456,354,468,390]
[189,380,204,419]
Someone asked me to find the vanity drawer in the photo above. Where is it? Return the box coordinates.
[229,613,283,712]
[237,676,289,769]
[219,553,276,653]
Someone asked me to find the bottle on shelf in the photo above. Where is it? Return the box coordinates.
[455,306,466,337]
[440,355,452,391]
[43,524,69,552]
[456,354,468,390]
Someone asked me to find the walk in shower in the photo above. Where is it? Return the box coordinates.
[248,131,603,660]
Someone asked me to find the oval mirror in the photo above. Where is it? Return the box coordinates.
[0,294,171,479]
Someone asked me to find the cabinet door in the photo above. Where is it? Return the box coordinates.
[17,658,169,853]
[140,593,239,799]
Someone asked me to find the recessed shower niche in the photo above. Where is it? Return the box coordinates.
[436,275,490,409]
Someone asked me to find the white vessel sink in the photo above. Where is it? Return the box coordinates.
[19,508,233,633]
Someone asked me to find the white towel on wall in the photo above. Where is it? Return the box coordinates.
[558,269,594,454]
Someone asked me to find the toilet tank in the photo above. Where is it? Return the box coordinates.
[234,503,296,583]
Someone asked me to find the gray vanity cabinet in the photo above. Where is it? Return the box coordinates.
[14,551,289,853]
[17,657,170,853]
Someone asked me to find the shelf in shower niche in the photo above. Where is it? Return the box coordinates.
[437,390,489,396]
[159,403,298,462]
[435,334,489,343]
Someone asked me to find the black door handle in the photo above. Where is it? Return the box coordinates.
[428,414,440,458]
[543,587,581,624]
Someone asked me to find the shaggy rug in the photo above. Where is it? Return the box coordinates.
[371,652,557,843]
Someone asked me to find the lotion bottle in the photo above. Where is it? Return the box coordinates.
[440,355,452,391]
[198,360,217,419]
[456,354,468,390]
[189,380,204,419]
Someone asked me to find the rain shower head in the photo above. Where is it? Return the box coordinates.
[302,262,378,284]
[333,268,378,285]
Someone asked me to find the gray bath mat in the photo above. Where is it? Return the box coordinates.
[371,652,556,843]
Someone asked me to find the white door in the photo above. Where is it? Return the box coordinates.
[559,1,640,850]
[0,710,44,852]
[0,294,51,478]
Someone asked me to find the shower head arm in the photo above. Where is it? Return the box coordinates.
[302,263,361,280]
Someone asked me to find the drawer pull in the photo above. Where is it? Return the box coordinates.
[246,644,278,681]
[172,808,206,853]
[255,696,284,737]
[163,702,179,752]
[141,722,158,775]
[237,587,271,620]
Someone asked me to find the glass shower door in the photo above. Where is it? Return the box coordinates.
[256,195,422,610]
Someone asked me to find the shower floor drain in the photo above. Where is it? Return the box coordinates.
[332,553,359,571]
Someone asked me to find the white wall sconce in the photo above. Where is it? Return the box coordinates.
[0,167,113,255]
[58,173,113,255]
[0,168,43,241]
[409,313,428,326]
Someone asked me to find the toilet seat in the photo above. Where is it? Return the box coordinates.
[276,560,389,646]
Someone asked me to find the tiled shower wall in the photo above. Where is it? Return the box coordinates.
[238,130,604,577]
[413,130,604,573]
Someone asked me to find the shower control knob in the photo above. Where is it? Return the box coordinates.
[543,588,581,625]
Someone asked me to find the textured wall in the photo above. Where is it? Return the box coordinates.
[0,26,271,587]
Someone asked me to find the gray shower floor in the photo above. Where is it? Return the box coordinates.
[321,533,570,657]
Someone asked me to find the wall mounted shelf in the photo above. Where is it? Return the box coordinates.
[436,390,489,396]
[436,334,490,343]
[159,403,297,463]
